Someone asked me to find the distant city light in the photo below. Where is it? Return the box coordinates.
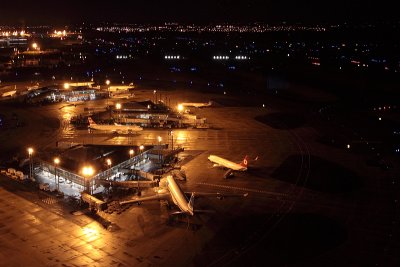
[213,55,230,60]
[235,55,249,60]
[164,55,181,60]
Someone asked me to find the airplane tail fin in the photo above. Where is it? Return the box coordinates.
[87,117,96,126]
[240,155,249,167]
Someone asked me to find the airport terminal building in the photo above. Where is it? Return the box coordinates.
[33,144,182,197]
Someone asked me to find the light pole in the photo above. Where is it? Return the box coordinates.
[158,136,162,165]
[27,147,34,180]
[128,149,135,181]
[106,79,111,109]
[139,145,144,162]
[170,131,174,150]
[115,103,121,123]
[54,157,60,191]
[139,145,144,196]
[106,158,112,180]
[82,166,94,194]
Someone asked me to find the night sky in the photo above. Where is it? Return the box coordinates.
[0,0,398,25]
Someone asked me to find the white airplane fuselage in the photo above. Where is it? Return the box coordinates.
[1,90,17,97]
[88,117,142,134]
[181,101,212,108]
[208,155,247,171]
[119,175,248,215]
[166,175,193,216]
[90,123,143,134]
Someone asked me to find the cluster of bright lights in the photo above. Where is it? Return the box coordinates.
[116,55,131,59]
[373,105,396,111]
[165,55,180,59]
[235,56,249,60]
[50,30,67,37]
[213,56,229,60]
[1,31,26,37]
[95,24,326,34]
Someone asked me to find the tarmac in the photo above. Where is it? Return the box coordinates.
[0,84,399,266]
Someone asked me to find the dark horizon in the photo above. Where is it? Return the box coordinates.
[0,0,399,26]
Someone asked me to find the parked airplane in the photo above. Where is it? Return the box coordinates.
[180,101,212,108]
[208,155,249,171]
[88,117,143,134]
[1,90,17,98]
[119,175,248,216]
[110,93,135,99]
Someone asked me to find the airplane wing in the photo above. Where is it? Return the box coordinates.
[119,192,170,205]
[170,209,216,216]
[185,192,248,199]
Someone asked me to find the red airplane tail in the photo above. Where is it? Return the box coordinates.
[240,155,249,167]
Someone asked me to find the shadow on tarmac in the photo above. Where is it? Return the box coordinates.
[255,112,306,129]
[195,213,347,266]
[272,154,362,194]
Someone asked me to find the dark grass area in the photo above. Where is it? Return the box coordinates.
[317,134,350,149]
[255,112,306,129]
[232,214,347,267]
[272,154,362,194]
[195,213,347,266]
